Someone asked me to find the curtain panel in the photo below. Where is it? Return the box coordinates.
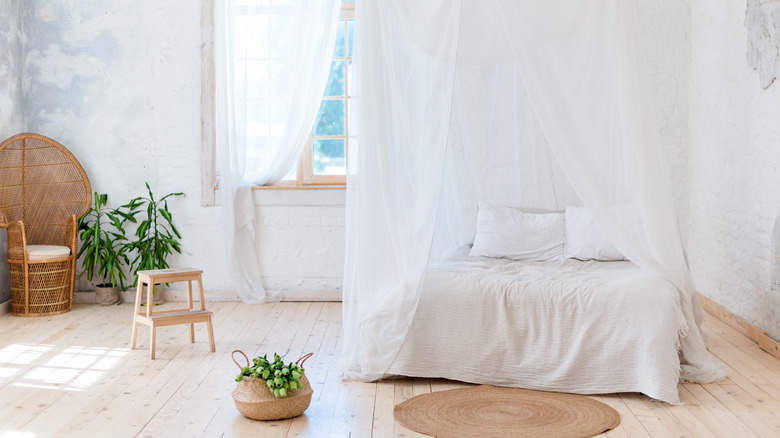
[215,0,340,303]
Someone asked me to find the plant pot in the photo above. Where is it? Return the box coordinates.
[95,284,120,306]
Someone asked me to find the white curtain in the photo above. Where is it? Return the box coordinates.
[342,0,729,384]
[215,0,340,303]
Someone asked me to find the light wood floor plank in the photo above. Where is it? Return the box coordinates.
[640,394,704,438]
[392,379,428,438]
[674,385,752,438]
[2,303,780,437]
[286,303,340,438]
[618,393,675,438]
[296,303,345,438]
[372,382,396,438]
[593,394,647,438]
[704,316,780,376]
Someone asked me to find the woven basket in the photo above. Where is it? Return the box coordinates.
[231,350,314,421]
[10,258,71,316]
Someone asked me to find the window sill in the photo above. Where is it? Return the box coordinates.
[214,187,346,206]
[252,185,345,190]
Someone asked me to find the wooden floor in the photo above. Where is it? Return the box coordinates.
[1,301,780,437]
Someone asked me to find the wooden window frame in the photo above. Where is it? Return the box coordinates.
[302,2,353,186]
[201,0,353,205]
[201,0,216,206]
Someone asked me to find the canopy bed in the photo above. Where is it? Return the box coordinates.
[340,0,729,404]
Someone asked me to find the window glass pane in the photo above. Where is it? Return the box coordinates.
[247,99,269,136]
[314,100,345,136]
[270,100,292,137]
[246,60,269,99]
[237,15,268,59]
[347,20,354,57]
[346,59,352,96]
[312,139,346,175]
[244,137,269,174]
[235,15,248,56]
[269,15,295,57]
[333,21,345,57]
[270,61,294,97]
[324,61,345,97]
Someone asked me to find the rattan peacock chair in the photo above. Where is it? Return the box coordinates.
[0,133,91,316]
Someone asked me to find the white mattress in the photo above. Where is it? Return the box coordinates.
[386,256,687,404]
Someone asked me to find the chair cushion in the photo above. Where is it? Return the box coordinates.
[27,245,71,261]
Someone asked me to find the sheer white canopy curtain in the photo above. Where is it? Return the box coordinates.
[342,0,729,384]
[215,0,340,303]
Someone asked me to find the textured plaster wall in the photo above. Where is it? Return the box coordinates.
[689,0,780,338]
[20,0,345,297]
[746,0,780,89]
[0,0,24,304]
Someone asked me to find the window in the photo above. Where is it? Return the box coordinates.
[200,0,354,205]
[303,1,354,185]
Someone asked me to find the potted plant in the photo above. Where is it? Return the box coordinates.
[118,182,183,304]
[77,192,129,305]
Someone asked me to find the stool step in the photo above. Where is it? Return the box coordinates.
[143,309,213,319]
[137,268,203,284]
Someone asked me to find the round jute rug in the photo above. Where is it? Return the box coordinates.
[393,385,620,438]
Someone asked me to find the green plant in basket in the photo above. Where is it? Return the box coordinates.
[235,353,305,398]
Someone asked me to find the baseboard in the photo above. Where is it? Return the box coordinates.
[159,288,342,302]
[698,293,780,360]
[279,289,342,302]
[0,300,9,316]
[76,288,342,304]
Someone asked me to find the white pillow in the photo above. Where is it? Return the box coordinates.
[469,202,565,261]
[564,206,625,261]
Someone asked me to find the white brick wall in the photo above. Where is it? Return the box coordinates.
[635,0,780,341]
[689,0,780,339]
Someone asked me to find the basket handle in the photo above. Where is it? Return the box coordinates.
[296,352,313,367]
[232,350,249,370]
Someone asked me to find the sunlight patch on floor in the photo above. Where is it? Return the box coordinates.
[0,431,36,438]
[0,344,129,391]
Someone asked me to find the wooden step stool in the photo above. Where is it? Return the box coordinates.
[130,267,216,359]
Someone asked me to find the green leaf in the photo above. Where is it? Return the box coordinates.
[170,222,181,239]
[159,191,183,202]
[137,220,150,238]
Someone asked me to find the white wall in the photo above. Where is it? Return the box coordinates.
[20,0,344,298]
[688,0,780,338]
[0,0,24,304]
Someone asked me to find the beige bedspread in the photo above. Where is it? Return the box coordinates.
[386,257,687,404]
